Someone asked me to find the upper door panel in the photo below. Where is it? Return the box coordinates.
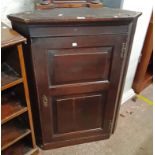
[47,47,112,85]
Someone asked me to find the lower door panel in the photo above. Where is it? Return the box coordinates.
[52,92,106,136]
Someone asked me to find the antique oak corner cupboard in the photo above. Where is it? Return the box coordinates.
[8,8,141,149]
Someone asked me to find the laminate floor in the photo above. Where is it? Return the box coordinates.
[39,85,153,155]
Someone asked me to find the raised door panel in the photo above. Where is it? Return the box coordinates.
[53,93,104,134]
[48,47,112,85]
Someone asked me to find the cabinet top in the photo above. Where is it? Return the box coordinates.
[1,23,26,48]
[8,7,141,24]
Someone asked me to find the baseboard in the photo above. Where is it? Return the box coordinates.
[121,89,135,104]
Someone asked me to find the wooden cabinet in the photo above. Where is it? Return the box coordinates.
[1,23,38,154]
[8,7,141,149]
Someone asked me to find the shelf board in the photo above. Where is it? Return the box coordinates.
[24,147,39,155]
[2,139,38,155]
[1,94,28,124]
[1,63,23,91]
[1,23,26,48]
[2,140,26,155]
[1,121,31,151]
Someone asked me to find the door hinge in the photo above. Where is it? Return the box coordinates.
[121,43,127,59]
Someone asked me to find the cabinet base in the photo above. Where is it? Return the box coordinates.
[40,134,110,150]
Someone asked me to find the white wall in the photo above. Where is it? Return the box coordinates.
[1,0,35,26]
[121,0,153,103]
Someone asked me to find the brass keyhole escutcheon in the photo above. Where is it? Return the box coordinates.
[42,95,48,107]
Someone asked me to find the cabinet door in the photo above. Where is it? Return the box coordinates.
[31,35,127,145]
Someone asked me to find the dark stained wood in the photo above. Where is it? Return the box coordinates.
[42,131,110,149]
[112,19,139,133]
[1,92,27,124]
[8,8,141,24]
[2,137,39,155]
[8,7,141,149]
[49,81,110,96]
[1,120,31,151]
[1,23,26,48]
[132,13,153,93]
[29,25,129,38]
[31,35,128,49]
[55,93,103,133]
[48,47,112,84]
[2,141,25,155]
[1,63,23,91]
[26,33,127,146]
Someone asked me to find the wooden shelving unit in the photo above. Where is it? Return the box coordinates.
[133,13,153,93]
[1,23,39,155]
